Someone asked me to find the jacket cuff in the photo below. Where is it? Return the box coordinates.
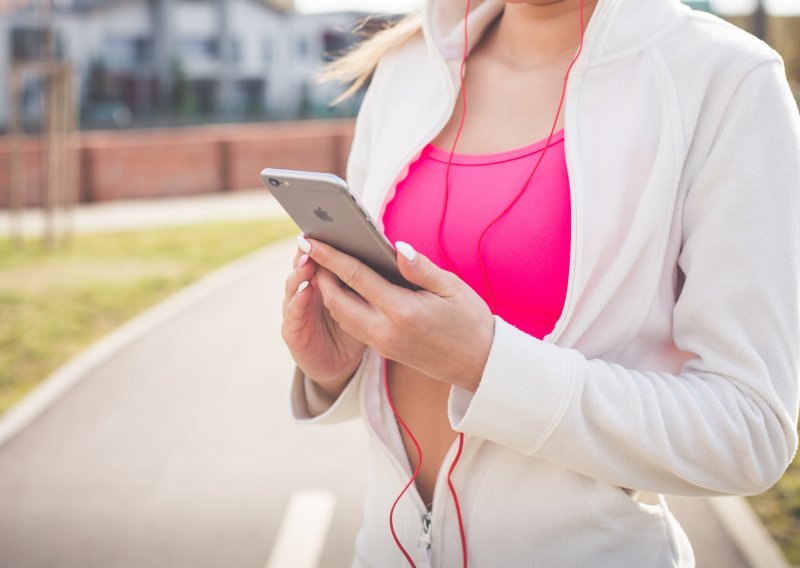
[288,352,367,424]
[303,374,338,416]
[447,315,579,454]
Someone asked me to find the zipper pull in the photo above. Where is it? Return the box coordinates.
[416,510,433,568]
[419,510,433,550]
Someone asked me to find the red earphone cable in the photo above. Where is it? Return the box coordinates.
[383,358,424,567]
[436,0,472,280]
[383,358,468,568]
[475,0,586,309]
[438,0,587,310]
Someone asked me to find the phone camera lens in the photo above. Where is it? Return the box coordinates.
[268,178,280,187]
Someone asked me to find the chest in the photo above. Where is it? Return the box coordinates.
[429,55,570,154]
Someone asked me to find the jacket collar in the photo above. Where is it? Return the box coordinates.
[422,0,689,71]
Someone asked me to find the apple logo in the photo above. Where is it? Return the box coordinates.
[314,207,334,223]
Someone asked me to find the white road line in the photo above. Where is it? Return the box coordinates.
[265,490,337,568]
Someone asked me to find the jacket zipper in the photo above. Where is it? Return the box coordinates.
[364,357,471,565]
[418,509,433,563]
[361,357,446,561]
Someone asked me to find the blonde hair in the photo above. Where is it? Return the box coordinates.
[313,10,424,106]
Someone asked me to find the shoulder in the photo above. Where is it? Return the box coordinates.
[648,6,791,143]
[664,13,799,204]
[656,8,782,87]
[691,9,779,59]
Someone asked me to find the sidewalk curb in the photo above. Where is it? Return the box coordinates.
[709,495,790,568]
[0,236,297,449]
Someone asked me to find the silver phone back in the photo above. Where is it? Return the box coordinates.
[260,168,411,288]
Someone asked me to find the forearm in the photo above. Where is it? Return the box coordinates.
[448,316,798,497]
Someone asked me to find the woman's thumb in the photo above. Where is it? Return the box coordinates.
[395,241,452,295]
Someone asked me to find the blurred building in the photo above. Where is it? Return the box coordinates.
[0,0,794,132]
[0,0,387,130]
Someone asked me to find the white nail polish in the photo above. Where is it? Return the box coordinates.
[297,280,309,294]
[395,241,416,262]
[297,235,311,254]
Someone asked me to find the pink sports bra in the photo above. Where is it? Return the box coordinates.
[382,128,570,340]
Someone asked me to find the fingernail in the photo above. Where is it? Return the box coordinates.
[297,280,309,294]
[297,254,309,268]
[297,235,311,254]
[395,241,416,262]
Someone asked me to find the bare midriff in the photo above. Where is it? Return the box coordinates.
[385,359,460,510]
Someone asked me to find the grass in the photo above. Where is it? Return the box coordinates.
[0,218,297,416]
[748,447,800,566]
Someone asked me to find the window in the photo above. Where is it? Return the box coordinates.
[179,38,219,61]
[104,36,152,67]
[11,27,64,61]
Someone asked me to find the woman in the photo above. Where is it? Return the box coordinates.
[282,0,800,566]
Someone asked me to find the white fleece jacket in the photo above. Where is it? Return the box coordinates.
[287,0,800,566]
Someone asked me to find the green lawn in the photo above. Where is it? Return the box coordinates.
[748,449,800,565]
[0,218,297,416]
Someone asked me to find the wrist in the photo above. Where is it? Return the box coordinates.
[304,362,360,399]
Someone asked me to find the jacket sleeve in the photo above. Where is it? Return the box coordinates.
[287,60,381,425]
[287,353,369,424]
[446,57,800,497]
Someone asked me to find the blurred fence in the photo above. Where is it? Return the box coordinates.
[0,118,355,207]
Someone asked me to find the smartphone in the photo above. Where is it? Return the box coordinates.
[260,167,415,289]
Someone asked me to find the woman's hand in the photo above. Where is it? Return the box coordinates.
[303,236,495,392]
[281,236,368,390]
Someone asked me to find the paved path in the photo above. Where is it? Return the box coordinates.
[0,199,787,566]
[0,239,367,567]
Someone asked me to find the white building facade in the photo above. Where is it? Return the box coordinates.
[0,0,374,129]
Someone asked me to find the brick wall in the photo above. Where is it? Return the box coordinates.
[0,119,355,208]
